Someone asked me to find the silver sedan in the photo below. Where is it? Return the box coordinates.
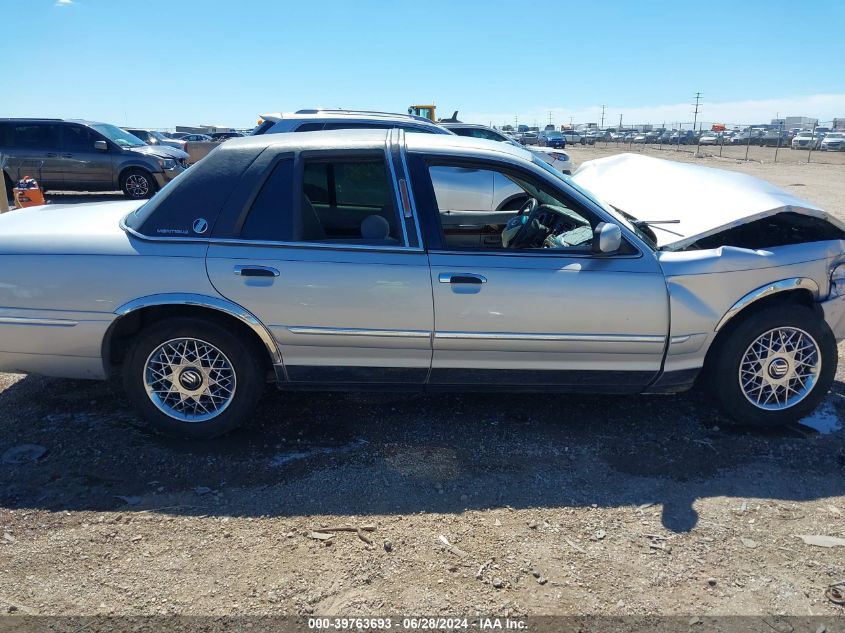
[0,131,843,438]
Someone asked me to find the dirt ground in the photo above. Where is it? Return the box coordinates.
[1,148,845,620]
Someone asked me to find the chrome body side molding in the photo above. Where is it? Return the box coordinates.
[113,293,283,367]
[714,278,820,332]
[0,316,78,327]
[433,331,666,344]
[287,326,430,339]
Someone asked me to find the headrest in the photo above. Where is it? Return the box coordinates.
[361,214,391,240]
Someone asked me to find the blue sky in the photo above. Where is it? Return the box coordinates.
[3,0,844,128]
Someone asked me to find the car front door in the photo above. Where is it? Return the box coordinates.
[408,154,670,391]
[7,123,63,189]
[60,124,114,190]
[205,142,433,385]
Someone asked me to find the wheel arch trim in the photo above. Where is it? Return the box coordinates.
[109,293,283,367]
[714,277,820,333]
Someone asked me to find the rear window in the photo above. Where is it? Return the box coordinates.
[240,159,294,241]
[9,123,60,149]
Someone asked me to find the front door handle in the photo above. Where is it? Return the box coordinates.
[234,265,280,278]
[438,273,487,284]
[61,153,73,158]
[46,152,58,158]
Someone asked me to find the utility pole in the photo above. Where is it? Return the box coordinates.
[692,92,702,131]
[618,114,623,130]
[548,111,553,126]
[600,105,606,128]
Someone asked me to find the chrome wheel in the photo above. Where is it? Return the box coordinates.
[738,327,821,411]
[143,338,237,422]
[125,173,150,197]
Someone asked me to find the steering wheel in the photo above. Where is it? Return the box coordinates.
[516,197,539,217]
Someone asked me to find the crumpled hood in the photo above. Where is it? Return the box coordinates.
[571,153,840,249]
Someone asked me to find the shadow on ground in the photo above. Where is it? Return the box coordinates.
[0,374,843,533]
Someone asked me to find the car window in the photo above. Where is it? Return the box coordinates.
[11,123,60,149]
[62,124,99,151]
[294,122,325,132]
[322,122,391,131]
[240,158,295,242]
[298,157,402,245]
[428,163,602,252]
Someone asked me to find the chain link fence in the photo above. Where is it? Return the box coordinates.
[565,120,845,166]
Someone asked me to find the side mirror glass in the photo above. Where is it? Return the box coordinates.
[592,222,622,254]
[94,140,108,151]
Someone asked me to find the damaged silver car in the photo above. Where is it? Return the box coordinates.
[0,132,842,438]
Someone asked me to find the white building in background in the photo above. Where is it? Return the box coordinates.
[771,116,818,130]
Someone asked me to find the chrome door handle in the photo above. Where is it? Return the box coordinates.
[234,265,280,278]
[438,273,487,284]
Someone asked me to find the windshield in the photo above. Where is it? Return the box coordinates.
[827,133,845,139]
[531,156,657,250]
[150,130,169,141]
[546,131,563,138]
[92,124,146,148]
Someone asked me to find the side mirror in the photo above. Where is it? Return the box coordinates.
[94,140,108,151]
[592,222,622,254]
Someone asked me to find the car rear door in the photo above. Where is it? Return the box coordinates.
[6,122,63,189]
[205,133,433,385]
[407,151,670,391]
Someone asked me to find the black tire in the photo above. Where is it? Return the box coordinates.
[708,305,837,427]
[120,168,157,199]
[123,317,266,439]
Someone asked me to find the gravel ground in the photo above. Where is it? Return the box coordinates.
[1,150,845,618]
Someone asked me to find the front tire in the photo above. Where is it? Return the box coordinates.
[120,168,157,199]
[708,305,837,427]
[123,317,265,438]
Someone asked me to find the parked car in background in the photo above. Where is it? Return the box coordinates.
[440,122,515,143]
[441,122,572,174]
[792,131,821,150]
[520,131,539,146]
[538,130,566,148]
[632,133,648,143]
[253,109,444,136]
[0,118,188,200]
[179,133,213,142]
[698,132,721,146]
[0,133,842,439]
[561,130,584,145]
[125,128,187,151]
[669,130,697,145]
[760,130,789,147]
[657,130,674,144]
[209,132,245,141]
[820,132,845,151]
[644,130,663,143]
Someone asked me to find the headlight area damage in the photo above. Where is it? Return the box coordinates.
[572,154,845,356]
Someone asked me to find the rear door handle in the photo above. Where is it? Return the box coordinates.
[61,153,73,158]
[438,273,487,284]
[234,265,280,278]
[46,152,58,157]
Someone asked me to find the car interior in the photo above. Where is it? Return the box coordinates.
[428,165,597,251]
[298,159,400,245]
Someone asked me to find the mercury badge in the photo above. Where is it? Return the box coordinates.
[192,218,209,234]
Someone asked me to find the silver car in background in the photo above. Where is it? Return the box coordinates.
[0,132,843,439]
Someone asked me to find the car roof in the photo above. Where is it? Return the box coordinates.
[259,109,434,125]
[220,128,534,163]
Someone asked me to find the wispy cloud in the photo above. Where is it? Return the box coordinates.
[55,0,74,6]
[462,94,845,128]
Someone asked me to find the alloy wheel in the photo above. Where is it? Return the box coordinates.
[738,327,821,411]
[143,338,237,422]
[126,174,150,197]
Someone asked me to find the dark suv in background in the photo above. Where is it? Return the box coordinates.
[0,118,189,200]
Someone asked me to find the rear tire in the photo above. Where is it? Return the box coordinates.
[120,168,157,199]
[123,317,265,439]
[708,305,836,427]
